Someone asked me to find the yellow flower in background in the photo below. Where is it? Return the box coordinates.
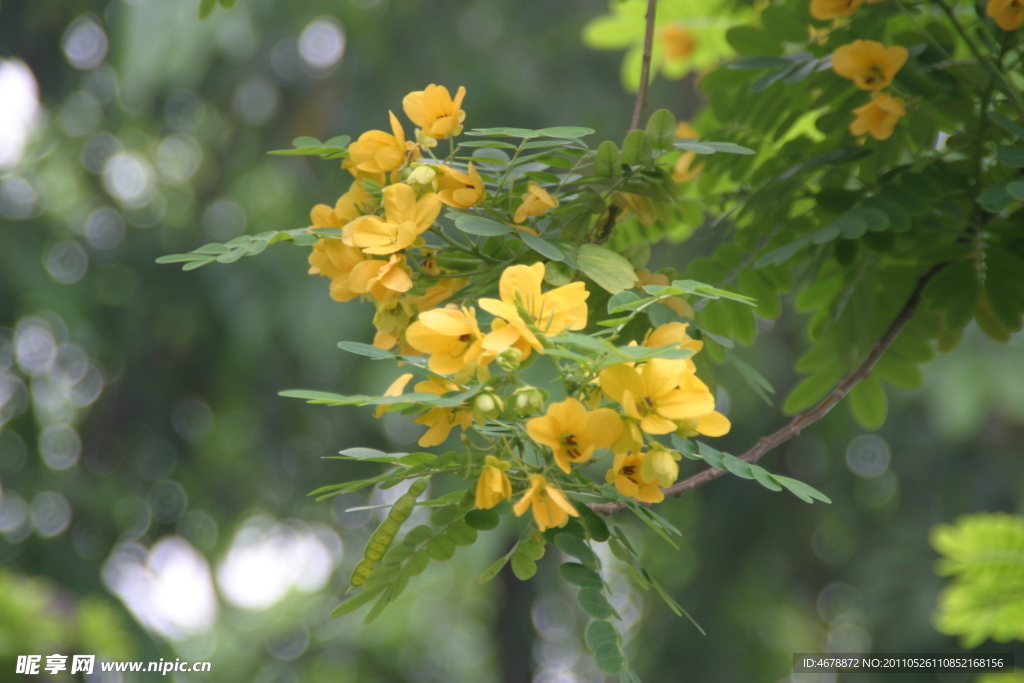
[348,254,413,302]
[403,84,467,140]
[661,24,695,61]
[437,162,484,209]
[308,203,343,229]
[636,270,694,318]
[406,306,489,375]
[987,0,1024,31]
[343,183,442,255]
[810,0,862,20]
[513,182,559,223]
[612,192,658,226]
[849,92,906,140]
[475,455,512,509]
[349,111,420,174]
[480,263,589,355]
[526,398,622,473]
[832,40,908,90]
[640,445,681,488]
[612,416,644,455]
[599,359,716,434]
[672,122,705,183]
[513,474,579,532]
[644,322,703,373]
[308,238,367,302]
[607,452,664,503]
[674,411,732,438]
[412,377,472,447]
[374,373,414,418]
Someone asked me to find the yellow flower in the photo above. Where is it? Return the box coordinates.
[644,322,703,372]
[512,474,579,532]
[640,445,681,488]
[513,182,559,224]
[599,360,716,434]
[436,162,484,209]
[832,40,908,91]
[475,455,512,509]
[343,183,442,255]
[480,263,589,356]
[348,254,413,303]
[406,277,467,314]
[374,373,414,418]
[403,84,467,140]
[987,0,1024,30]
[308,238,367,302]
[613,416,644,455]
[412,377,472,447]
[349,111,420,174]
[636,270,694,318]
[661,24,696,62]
[675,411,732,438]
[849,92,906,140]
[811,0,863,20]
[526,398,622,473]
[372,298,414,351]
[606,452,664,503]
[672,122,705,183]
[406,306,489,375]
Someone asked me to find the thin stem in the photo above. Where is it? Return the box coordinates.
[590,261,951,515]
[630,0,659,132]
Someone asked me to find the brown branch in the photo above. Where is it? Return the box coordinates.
[590,262,950,515]
[630,0,658,132]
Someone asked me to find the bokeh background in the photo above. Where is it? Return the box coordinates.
[1,0,1022,681]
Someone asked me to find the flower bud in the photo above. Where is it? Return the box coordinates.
[473,391,505,425]
[640,446,681,488]
[496,347,523,372]
[674,418,700,438]
[407,164,437,187]
[512,386,547,417]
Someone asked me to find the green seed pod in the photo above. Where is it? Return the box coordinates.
[350,478,429,587]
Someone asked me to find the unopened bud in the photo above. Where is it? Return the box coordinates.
[640,446,681,488]
[512,386,547,417]
[496,347,523,372]
[407,165,437,186]
[674,418,700,438]
[473,391,505,425]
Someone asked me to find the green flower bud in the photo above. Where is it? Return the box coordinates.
[473,391,505,425]
[512,386,547,417]
[496,347,523,372]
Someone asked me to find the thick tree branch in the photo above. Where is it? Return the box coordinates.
[630,0,658,132]
[591,262,949,515]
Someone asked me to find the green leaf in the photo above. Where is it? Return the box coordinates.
[645,109,676,151]
[454,215,513,236]
[726,26,783,56]
[607,290,641,314]
[577,588,619,620]
[431,504,460,526]
[594,643,624,674]
[1007,180,1024,202]
[848,375,888,430]
[729,55,791,70]
[426,535,456,561]
[559,562,604,590]
[577,244,638,295]
[750,465,783,492]
[465,509,500,530]
[594,141,621,177]
[330,586,386,617]
[554,534,599,565]
[581,509,610,542]
[996,145,1024,168]
[519,231,566,261]
[219,0,237,7]
[773,475,832,504]
[538,126,595,138]
[783,365,845,415]
[990,112,1024,140]
[516,540,546,561]
[699,141,756,155]
[478,554,510,584]
[510,554,537,580]
[446,521,478,546]
[585,620,619,651]
[198,0,217,18]
[402,525,434,546]
[620,129,653,166]
[337,342,396,359]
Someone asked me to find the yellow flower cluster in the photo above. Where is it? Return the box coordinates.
[831,40,907,141]
[307,85,477,350]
